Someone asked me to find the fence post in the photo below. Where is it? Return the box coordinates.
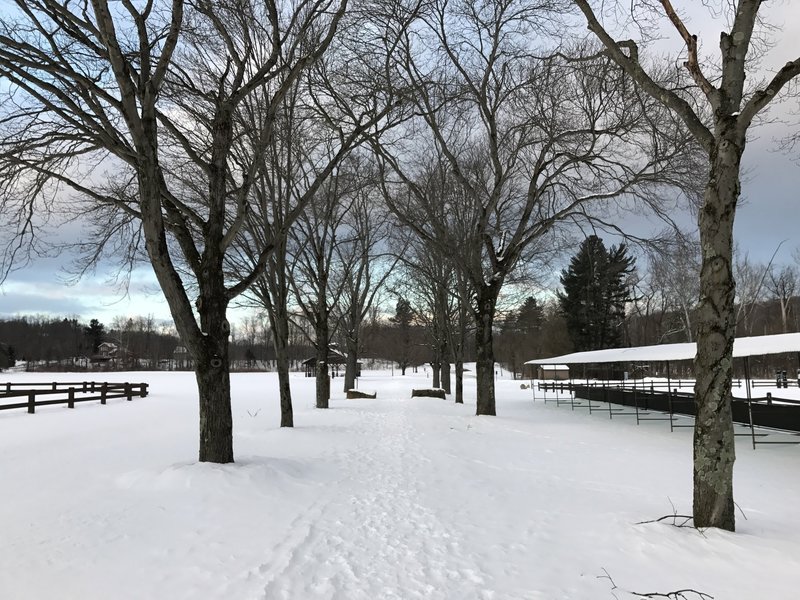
[668,389,674,432]
[141,383,149,398]
[82,381,87,393]
[125,382,132,401]
[28,391,35,414]
[68,388,75,409]
[748,398,757,450]
[101,383,107,405]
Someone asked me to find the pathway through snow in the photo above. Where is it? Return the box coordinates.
[258,401,492,600]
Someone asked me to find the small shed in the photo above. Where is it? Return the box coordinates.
[302,346,361,378]
[536,364,570,380]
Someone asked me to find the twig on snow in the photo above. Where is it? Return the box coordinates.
[598,568,714,600]
[630,590,713,599]
[636,498,704,534]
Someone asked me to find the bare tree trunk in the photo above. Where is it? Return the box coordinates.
[440,354,451,394]
[315,321,330,409]
[432,357,441,388]
[194,281,234,463]
[343,333,358,392]
[440,335,451,393]
[781,299,790,334]
[195,349,233,463]
[276,348,293,427]
[272,315,293,428]
[453,274,469,405]
[682,302,694,343]
[474,288,498,416]
[693,130,742,531]
[454,359,464,404]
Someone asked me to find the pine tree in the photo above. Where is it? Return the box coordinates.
[84,319,106,354]
[515,296,544,335]
[391,297,415,375]
[497,296,545,378]
[558,236,635,351]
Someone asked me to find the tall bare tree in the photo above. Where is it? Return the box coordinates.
[334,167,400,393]
[734,249,768,336]
[647,233,701,343]
[289,167,357,408]
[374,0,699,416]
[766,265,797,334]
[573,0,800,530]
[0,0,348,462]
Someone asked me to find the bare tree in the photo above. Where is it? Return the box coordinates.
[289,167,358,408]
[392,238,457,391]
[334,167,401,393]
[734,249,768,336]
[573,0,800,530]
[0,0,348,462]
[766,264,797,334]
[647,233,701,342]
[373,0,699,416]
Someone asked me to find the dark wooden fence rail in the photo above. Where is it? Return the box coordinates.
[0,382,149,414]
[537,379,742,393]
[535,380,800,448]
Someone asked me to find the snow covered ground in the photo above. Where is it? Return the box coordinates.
[1,369,799,599]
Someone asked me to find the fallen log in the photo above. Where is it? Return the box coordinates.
[411,388,446,399]
[347,389,377,399]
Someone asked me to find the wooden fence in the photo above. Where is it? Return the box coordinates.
[535,380,800,449]
[0,381,149,414]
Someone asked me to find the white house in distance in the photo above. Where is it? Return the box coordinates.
[533,364,570,380]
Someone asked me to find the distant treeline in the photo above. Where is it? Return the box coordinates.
[0,313,469,372]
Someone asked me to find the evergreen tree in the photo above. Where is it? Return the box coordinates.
[515,296,544,335]
[84,319,106,354]
[558,236,635,351]
[391,297,415,375]
[496,296,545,378]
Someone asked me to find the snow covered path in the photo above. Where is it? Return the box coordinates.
[258,401,491,600]
[2,371,800,599]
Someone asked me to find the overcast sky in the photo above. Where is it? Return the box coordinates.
[0,2,798,327]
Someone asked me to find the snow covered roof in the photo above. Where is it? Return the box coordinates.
[538,364,570,370]
[525,332,800,365]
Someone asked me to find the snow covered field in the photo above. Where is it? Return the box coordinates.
[1,370,799,599]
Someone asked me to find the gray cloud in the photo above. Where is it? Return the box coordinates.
[0,289,90,317]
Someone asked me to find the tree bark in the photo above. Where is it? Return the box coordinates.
[474,287,498,416]
[276,346,293,427]
[454,359,464,404]
[315,320,330,409]
[272,314,293,428]
[343,333,359,392]
[692,125,742,531]
[440,355,451,394]
[195,341,233,463]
